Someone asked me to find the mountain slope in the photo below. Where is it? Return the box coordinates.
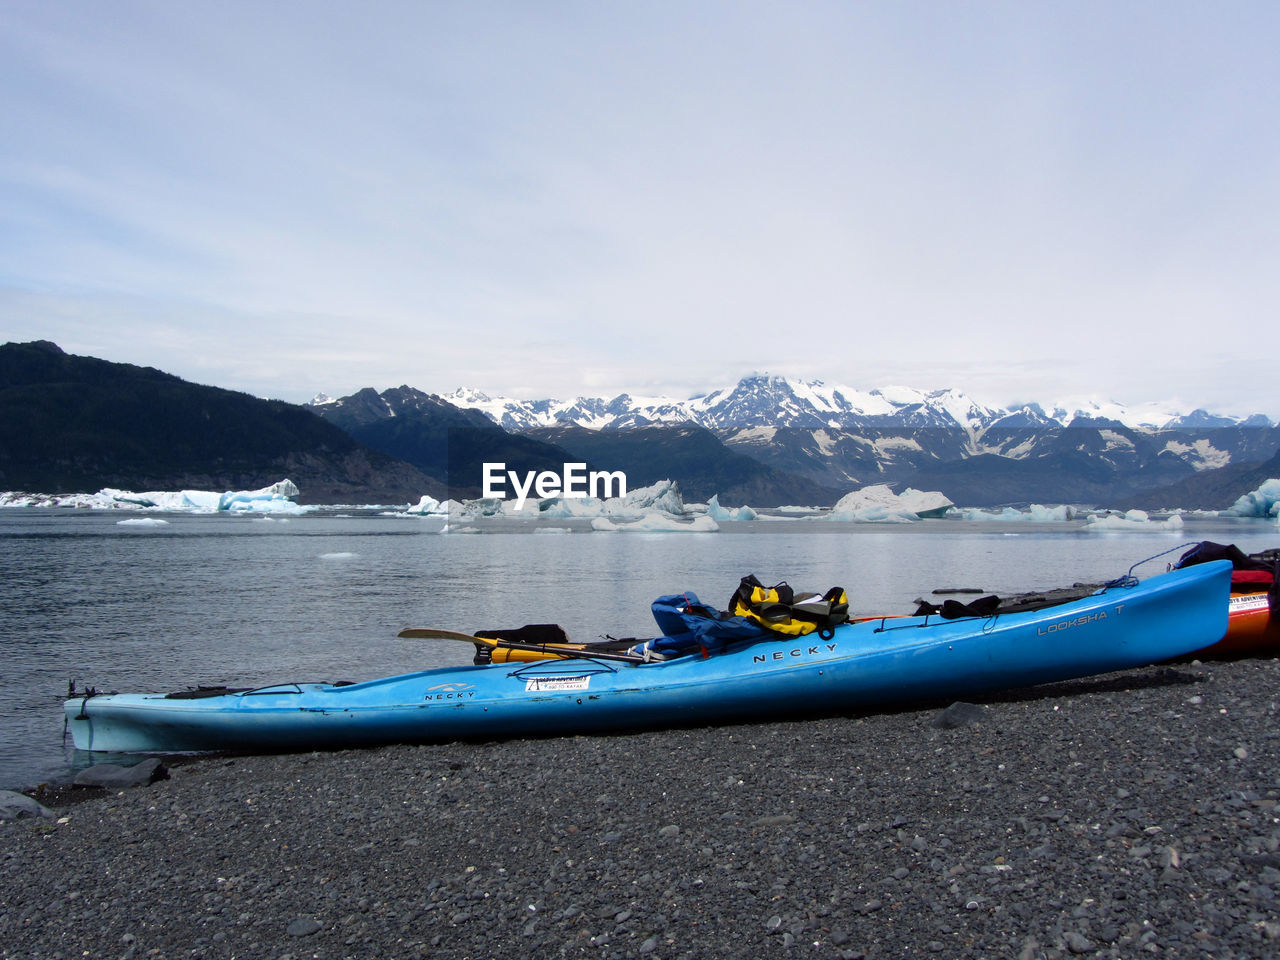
[313,386,842,506]
[446,374,1261,434]
[443,375,1279,506]
[526,423,844,506]
[1126,448,1280,511]
[0,341,433,502]
[310,386,586,498]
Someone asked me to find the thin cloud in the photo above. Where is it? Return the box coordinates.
[1,2,1277,415]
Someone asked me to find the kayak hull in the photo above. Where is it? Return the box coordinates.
[65,562,1232,754]
[1207,590,1280,655]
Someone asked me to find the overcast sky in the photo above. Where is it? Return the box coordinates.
[2,2,1277,416]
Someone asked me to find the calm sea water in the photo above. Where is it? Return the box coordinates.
[3,508,1277,790]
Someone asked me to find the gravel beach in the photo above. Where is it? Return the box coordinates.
[4,657,1280,960]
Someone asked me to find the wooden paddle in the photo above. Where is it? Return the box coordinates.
[397,627,653,664]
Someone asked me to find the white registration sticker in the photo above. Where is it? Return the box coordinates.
[1229,593,1271,614]
[524,676,591,692]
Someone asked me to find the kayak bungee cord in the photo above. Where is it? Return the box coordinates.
[884,546,1203,633]
[1102,542,1200,590]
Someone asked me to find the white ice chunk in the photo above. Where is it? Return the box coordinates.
[706,495,758,521]
[590,511,719,532]
[895,488,954,517]
[0,479,306,514]
[1084,511,1184,531]
[1222,478,1280,518]
[834,504,918,523]
[405,494,448,516]
[218,480,302,512]
[455,497,539,519]
[538,479,688,519]
[606,479,686,516]
[954,504,1077,522]
[828,484,948,522]
[832,484,901,513]
[539,496,607,518]
[115,517,169,527]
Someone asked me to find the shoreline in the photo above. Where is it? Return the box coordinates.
[5,657,1280,958]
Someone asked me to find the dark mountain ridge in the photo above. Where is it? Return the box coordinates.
[6,342,1277,511]
[0,341,434,503]
[310,386,594,499]
[312,385,846,506]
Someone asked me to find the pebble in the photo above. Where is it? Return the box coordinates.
[72,758,169,789]
[932,701,986,729]
[3,659,1280,958]
[0,790,54,820]
[285,918,321,937]
[1064,931,1095,953]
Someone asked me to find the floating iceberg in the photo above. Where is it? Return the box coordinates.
[537,496,607,519]
[1221,479,1280,518]
[895,488,955,518]
[1084,510,1184,532]
[447,489,681,520]
[0,480,305,514]
[405,494,449,516]
[615,479,687,515]
[116,517,170,527]
[828,484,953,523]
[538,479,689,520]
[591,512,719,533]
[449,497,544,519]
[954,504,1077,522]
[707,495,758,522]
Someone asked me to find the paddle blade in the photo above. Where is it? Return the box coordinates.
[398,627,484,643]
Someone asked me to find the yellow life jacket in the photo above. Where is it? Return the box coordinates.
[729,575,850,639]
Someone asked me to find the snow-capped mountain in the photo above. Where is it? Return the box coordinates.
[315,376,1280,507]
[442,387,694,432]
[444,374,1266,438]
[312,385,493,431]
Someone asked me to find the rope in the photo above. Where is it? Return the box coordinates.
[1102,542,1198,589]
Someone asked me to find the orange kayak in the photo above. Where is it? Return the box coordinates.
[1210,588,1280,655]
[1171,542,1277,656]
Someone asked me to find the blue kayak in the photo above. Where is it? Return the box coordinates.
[65,561,1231,753]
